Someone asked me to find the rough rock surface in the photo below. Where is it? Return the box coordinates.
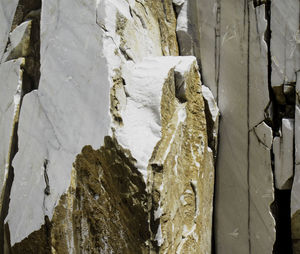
[0,0,215,253]
[0,0,299,253]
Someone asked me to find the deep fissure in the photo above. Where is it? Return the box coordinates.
[0,0,41,252]
[264,0,293,252]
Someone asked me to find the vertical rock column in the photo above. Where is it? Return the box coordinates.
[270,0,300,252]
[215,2,275,253]
[176,1,275,253]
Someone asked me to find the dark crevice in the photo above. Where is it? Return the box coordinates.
[272,189,293,254]
[215,0,221,104]
[253,0,267,8]
[264,0,293,252]
[0,0,41,253]
[246,1,251,253]
[211,1,221,253]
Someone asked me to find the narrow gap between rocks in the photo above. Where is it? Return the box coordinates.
[0,0,41,253]
[263,1,293,252]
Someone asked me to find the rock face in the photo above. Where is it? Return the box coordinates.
[0,0,299,253]
[0,0,215,253]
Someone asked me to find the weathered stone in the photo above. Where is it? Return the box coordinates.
[215,3,275,253]
[0,58,25,203]
[113,56,214,253]
[202,85,219,156]
[274,119,294,190]
[6,0,111,245]
[175,0,218,98]
[0,0,19,61]
[11,137,150,254]
[250,122,275,254]
[249,5,269,129]
[271,0,300,87]
[3,0,205,252]
[3,20,32,62]
[254,122,273,150]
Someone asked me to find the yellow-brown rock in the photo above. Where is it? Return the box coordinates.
[147,58,214,254]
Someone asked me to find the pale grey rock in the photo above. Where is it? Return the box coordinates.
[3,20,32,62]
[249,124,275,254]
[175,1,193,56]
[254,122,273,149]
[0,58,24,198]
[192,0,218,98]
[0,0,19,61]
[172,0,185,7]
[271,0,300,86]
[249,5,269,129]
[214,1,249,252]
[274,119,294,190]
[6,0,111,245]
[175,0,218,98]
[215,2,275,254]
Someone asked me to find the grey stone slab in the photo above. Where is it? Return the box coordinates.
[214,1,249,252]
[215,3,275,254]
[0,58,24,198]
[3,20,32,62]
[274,119,294,190]
[249,5,269,129]
[254,122,273,149]
[271,0,300,86]
[250,123,275,254]
[6,0,111,246]
[0,0,19,61]
[176,0,218,98]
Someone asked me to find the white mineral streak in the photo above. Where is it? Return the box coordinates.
[274,119,294,190]
[6,0,111,245]
[202,85,220,152]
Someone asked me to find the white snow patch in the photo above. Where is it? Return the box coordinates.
[180,194,187,206]
[154,200,163,220]
[173,154,178,175]
[13,77,22,116]
[191,145,200,167]
[191,180,199,217]
[155,224,164,247]
[115,57,196,182]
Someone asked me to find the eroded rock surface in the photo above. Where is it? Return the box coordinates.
[1,0,300,253]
